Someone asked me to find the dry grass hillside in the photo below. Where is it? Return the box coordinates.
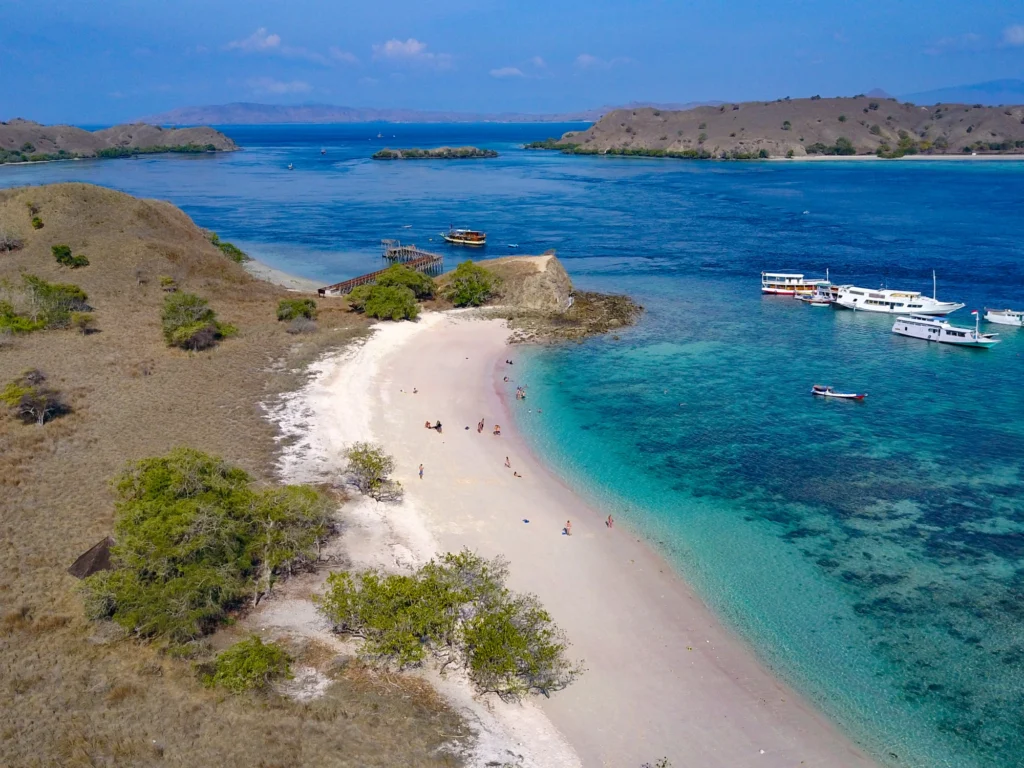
[0,119,236,163]
[0,183,468,768]
[542,97,1024,157]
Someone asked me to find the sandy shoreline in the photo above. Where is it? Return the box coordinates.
[772,153,1024,162]
[243,256,323,292]
[273,311,878,767]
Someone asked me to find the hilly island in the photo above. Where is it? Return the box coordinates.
[528,96,1024,159]
[0,119,237,164]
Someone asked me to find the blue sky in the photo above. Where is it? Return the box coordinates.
[2,0,1023,123]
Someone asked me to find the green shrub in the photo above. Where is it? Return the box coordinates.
[838,114,847,122]
[442,260,500,308]
[71,312,96,334]
[208,233,250,263]
[276,297,318,322]
[82,448,334,645]
[376,264,435,299]
[786,149,795,158]
[351,284,420,321]
[870,124,882,136]
[1,369,70,426]
[344,442,401,500]
[200,636,292,693]
[16,274,90,329]
[698,122,707,129]
[30,217,43,230]
[161,292,235,350]
[758,149,769,158]
[52,244,89,268]
[781,121,792,131]
[318,549,582,699]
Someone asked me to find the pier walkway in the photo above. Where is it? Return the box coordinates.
[318,240,443,296]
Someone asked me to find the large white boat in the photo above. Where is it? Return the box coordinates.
[984,308,1024,327]
[761,271,830,296]
[835,272,963,315]
[892,314,1000,348]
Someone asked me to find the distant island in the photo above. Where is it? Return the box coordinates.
[372,146,498,160]
[527,96,1024,159]
[0,119,237,165]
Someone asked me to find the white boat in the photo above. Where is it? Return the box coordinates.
[761,271,830,296]
[835,272,964,315]
[984,308,1024,327]
[892,313,999,348]
[811,385,866,400]
[797,281,835,306]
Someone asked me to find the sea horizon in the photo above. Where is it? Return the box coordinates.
[2,122,1023,767]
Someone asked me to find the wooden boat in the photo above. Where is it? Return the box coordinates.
[443,227,486,247]
[812,385,866,400]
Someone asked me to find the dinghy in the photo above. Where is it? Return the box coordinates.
[812,385,866,400]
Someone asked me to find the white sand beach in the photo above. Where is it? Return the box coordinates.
[273,311,878,768]
[243,257,323,292]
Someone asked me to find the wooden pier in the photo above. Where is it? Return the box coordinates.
[319,242,444,297]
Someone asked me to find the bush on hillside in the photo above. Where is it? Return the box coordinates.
[208,232,250,263]
[82,448,335,645]
[318,549,583,699]
[71,312,96,334]
[346,284,420,321]
[344,442,401,501]
[0,229,23,252]
[200,636,292,693]
[30,217,43,230]
[0,275,90,333]
[1,369,70,426]
[52,244,89,268]
[442,260,500,308]
[161,292,236,350]
[276,297,318,322]
[376,263,435,299]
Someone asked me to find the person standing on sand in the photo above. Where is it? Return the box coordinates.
[478,418,484,433]
[565,520,572,536]
[606,514,614,528]
[419,464,424,479]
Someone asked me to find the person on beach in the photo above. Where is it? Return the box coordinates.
[493,425,501,436]
[424,420,432,429]
[419,464,424,479]
[477,418,484,433]
[434,420,442,433]
[564,520,572,536]
[504,456,511,468]
[606,514,614,528]
[514,471,521,478]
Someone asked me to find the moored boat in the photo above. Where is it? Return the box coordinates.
[835,272,963,315]
[761,271,830,296]
[443,227,487,247]
[984,308,1024,327]
[797,281,835,306]
[811,385,867,400]
[892,313,999,348]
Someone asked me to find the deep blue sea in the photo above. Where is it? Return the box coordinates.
[3,124,1023,768]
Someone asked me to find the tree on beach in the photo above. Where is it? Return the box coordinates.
[442,260,500,307]
[376,263,435,299]
[344,441,403,500]
[317,549,584,700]
[346,284,421,321]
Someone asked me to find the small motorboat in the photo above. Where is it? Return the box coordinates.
[798,281,835,306]
[287,163,294,170]
[812,385,866,400]
[984,308,1024,327]
[320,148,327,155]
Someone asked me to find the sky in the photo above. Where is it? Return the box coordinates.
[1,0,1023,123]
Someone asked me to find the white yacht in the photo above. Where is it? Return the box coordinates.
[984,308,1024,327]
[892,314,1000,348]
[761,271,830,296]
[835,272,963,315]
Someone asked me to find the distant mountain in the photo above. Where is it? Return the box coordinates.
[901,79,1024,106]
[140,102,605,125]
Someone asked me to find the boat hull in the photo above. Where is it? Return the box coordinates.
[892,317,999,347]
[984,311,1024,327]
[443,236,486,247]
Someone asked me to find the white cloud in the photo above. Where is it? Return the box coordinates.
[246,77,312,95]
[529,56,546,68]
[1004,24,1024,46]
[924,32,982,55]
[330,46,359,64]
[227,27,280,53]
[490,66,524,78]
[372,38,452,68]
[574,53,633,70]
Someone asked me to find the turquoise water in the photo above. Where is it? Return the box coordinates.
[4,126,1023,767]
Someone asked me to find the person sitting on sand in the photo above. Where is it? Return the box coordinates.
[564,520,572,536]
[477,418,484,433]
[514,471,521,478]
[493,425,501,436]
[504,456,511,468]
[434,420,442,433]
[606,514,614,529]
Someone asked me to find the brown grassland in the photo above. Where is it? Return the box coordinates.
[0,183,468,767]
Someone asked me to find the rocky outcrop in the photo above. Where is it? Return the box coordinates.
[372,146,498,160]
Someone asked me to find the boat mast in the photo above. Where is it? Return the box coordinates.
[933,270,937,300]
